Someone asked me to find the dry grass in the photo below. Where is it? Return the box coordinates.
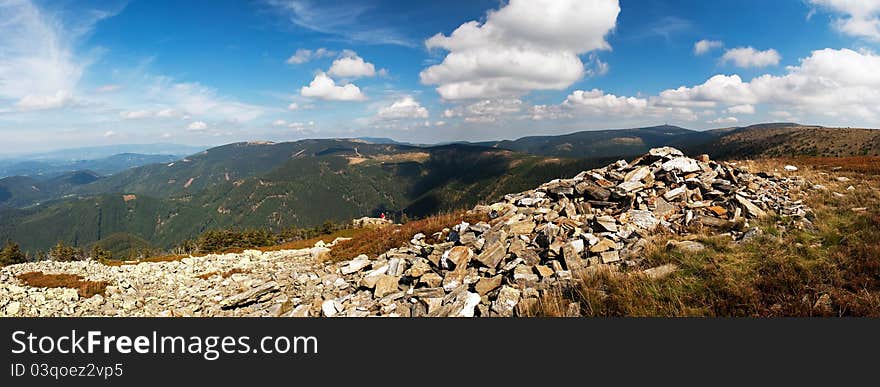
[16,271,109,298]
[328,211,489,263]
[196,268,248,280]
[536,157,880,317]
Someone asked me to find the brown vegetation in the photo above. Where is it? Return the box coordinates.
[16,271,108,298]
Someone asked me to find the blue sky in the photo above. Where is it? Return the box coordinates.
[1,0,880,153]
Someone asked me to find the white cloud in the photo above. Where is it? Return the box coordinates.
[13,91,74,111]
[266,0,414,46]
[273,119,288,126]
[103,130,117,137]
[142,78,264,122]
[0,0,112,111]
[300,72,366,101]
[708,116,739,124]
[444,99,524,122]
[809,0,880,40]
[95,84,122,93]
[376,96,429,120]
[120,110,152,119]
[419,0,620,99]
[694,39,723,55]
[534,89,698,121]
[328,51,376,78]
[726,104,756,114]
[659,48,880,122]
[187,121,208,131]
[721,47,781,68]
[287,102,300,110]
[285,48,335,64]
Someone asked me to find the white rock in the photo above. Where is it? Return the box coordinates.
[321,299,341,317]
[784,165,798,172]
[661,157,701,174]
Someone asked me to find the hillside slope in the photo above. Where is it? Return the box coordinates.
[0,140,604,252]
[692,125,880,159]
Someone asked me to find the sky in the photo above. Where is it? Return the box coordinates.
[2,0,880,153]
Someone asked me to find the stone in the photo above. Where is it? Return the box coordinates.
[310,246,331,261]
[321,300,342,317]
[341,255,371,275]
[535,265,554,278]
[491,286,521,317]
[627,210,660,230]
[562,241,585,270]
[450,292,481,318]
[784,165,798,172]
[374,275,400,298]
[413,287,445,298]
[666,240,706,253]
[735,194,767,218]
[624,166,651,182]
[576,181,611,201]
[6,301,21,316]
[220,282,279,309]
[475,275,503,296]
[420,272,443,288]
[288,305,311,317]
[663,186,687,201]
[642,264,678,279]
[506,220,536,235]
[707,206,728,216]
[595,216,618,232]
[515,248,541,266]
[662,157,701,173]
[476,241,507,269]
[590,238,616,253]
[408,259,432,278]
[617,181,645,192]
[599,251,620,264]
[445,246,473,269]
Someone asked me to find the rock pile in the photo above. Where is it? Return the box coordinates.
[0,147,812,317]
[315,147,812,317]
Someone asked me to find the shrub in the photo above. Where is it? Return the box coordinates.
[49,241,85,262]
[0,240,27,266]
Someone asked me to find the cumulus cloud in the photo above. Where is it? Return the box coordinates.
[694,39,723,55]
[120,110,152,119]
[376,97,429,120]
[444,99,524,122]
[708,116,739,124]
[809,0,880,40]
[285,48,335,64]
[419,0,620,100]
[726,104,755,114]
[328,51,377,78]
[661,48,880,121]
[287,102,300,110]
[187,121,208,131]
[300,72,366,101]
[721,47,781,68]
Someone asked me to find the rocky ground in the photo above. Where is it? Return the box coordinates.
[0,147,821,317]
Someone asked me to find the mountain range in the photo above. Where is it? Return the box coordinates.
[1,123,878,256]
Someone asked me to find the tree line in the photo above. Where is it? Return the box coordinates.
[1,220,347,266]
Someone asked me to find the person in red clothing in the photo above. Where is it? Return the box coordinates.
[379,212,386,220]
